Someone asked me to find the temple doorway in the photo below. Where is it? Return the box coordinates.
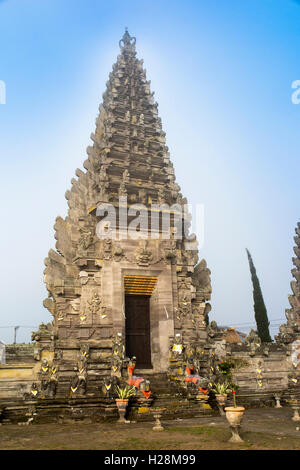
[125,294,152,369]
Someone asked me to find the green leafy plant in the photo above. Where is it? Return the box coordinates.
[211,381,232,395]
[217,360,234,375]
[115,385,136,399]
[217,358,249,389]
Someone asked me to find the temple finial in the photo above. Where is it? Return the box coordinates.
[119,28,136,52]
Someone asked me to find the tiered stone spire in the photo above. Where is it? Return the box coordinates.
[276,222,300,352]
[286,222,300,329]
[65,28,181,218]
[41,30,212,398]
[274,221,300,390]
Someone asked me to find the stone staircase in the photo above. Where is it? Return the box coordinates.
[128,372,215,422]
[0,371,216,424]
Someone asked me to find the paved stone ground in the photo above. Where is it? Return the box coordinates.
[1,407,300,450]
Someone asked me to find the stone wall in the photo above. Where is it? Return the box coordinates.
[0,342,5,364]
[209,332,300,407]
[0,344,38,399]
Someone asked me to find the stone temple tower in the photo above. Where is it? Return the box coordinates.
[286,222,300,329]
[276,221,300,347]
[42,30,212,397]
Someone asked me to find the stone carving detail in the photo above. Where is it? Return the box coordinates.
[157,187,165,204]
[78,227,94,251]
[87,291,101,314]
[70,297,81,311]
[31,323,53,342]
[119,29,136,53]
[118,182,127,197]
[207,321,223,343]
[192,259,212,297]
[138,189,147,205]
[170,333,184,360]
[178,292,191,318]
[112,244,124,262]
[56,298,68,321]
[122,169,130,183]
[41,359,49,375]
[103,238,112,260]
[168,338,210,395]
[245,329,262,356]
[70,344,90,396]
[30,383,39,399]
[111,332,125,378]
[43,298,55,316]
[163,240,177,263]
[41,362,58,398]
[135,240,153,266]
[101,376,118,398]
[191,303,207,330]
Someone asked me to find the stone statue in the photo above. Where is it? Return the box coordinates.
[78,227,94,251]
[275,324,295,345]
[41,359,49,375]
[163,240,177,262]
[170,333,184,359]
[71,356,88,396]
[110,332,125,378]
[245,329,262,356]
[87,292,101,314]
[122,169,130,183]
[193,260,212,292]
[184,365,209,393]
[207,321,219,339]
[135,241,153,266]
[126,357,151,399]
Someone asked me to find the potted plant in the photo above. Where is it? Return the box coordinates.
[224,385,245,443]
[217,360,234,376]
[212,381,231,414]
[212,381,231,402]
[115,385,136,423]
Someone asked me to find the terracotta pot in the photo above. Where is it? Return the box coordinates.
[115,399,129,423]
[215,394,227,406]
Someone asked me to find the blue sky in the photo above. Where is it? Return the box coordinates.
[0,0,299,343]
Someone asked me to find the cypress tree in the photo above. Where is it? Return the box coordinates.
[246,249,272,342]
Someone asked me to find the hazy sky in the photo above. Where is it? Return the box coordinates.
[0,0,299,343]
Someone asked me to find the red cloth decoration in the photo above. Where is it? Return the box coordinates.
[184,376,199,385]
[140,390,151,399]
[128,365,135,376]
[127,377,144,388]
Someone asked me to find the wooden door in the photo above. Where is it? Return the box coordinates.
[125,294,152,369]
